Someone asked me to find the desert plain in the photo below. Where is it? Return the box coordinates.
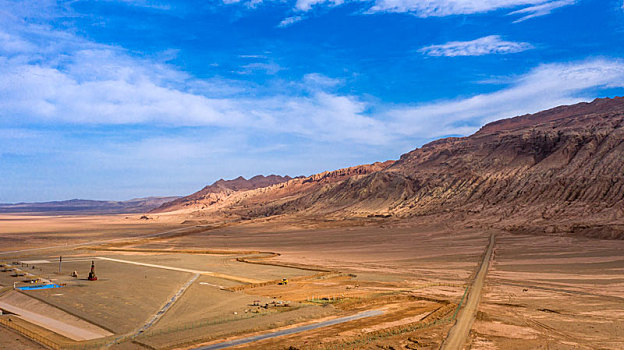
[1,212,622,350]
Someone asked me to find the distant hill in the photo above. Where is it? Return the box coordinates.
[0,197,179,214]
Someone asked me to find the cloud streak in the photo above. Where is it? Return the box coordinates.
[508,0,576,22]
[278,15,304,27]
[419,35,533,57]
[223,0,577,25]
[0,1,621,202]
[2,20,623,145]
[384,58,624,138]
[365,0,573,17]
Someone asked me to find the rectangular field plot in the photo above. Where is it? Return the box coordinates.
[97,252,319,282]
[0,251,322,340]
[16,258,194,334]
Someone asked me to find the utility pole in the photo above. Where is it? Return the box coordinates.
[58,256,62,274]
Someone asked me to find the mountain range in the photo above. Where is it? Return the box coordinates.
[153,97,624,239]
[5,98,623,239]
[0,197,179,214]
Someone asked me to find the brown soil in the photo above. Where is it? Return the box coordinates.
[470,233,624,349]
[2,213,622,350]
[0,323,45,350]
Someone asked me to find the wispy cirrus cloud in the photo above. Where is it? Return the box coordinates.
[278,15,305,27]
[508,0,576,22]
[419,35,533,57]
[0,21,387,143]
[295,0,344,11]
[2,1,623,202]
[220,0,577,25]
[237,62,283,75]
[384,58,624,138]
[365,0,574,17]
[3,18,623,144]
[112,0,173,10]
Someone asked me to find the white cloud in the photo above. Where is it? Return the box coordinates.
[303,73,343,88]
[237,62,283,74]
[419,35,533,57]
[508,0,576,22]
[384,59,624,138]
[0,30,36,54]
[2,9,623,147]
[366,0,570,17]
[278,15,305,27]
[295,0,344,11]
[225,0,576,23]
[113,0,173,10]
[0,25,385,143]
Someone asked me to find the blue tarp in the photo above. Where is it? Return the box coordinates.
[16,284,62,291]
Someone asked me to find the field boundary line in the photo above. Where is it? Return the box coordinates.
[133,273,200,338]
[0,316,64,350]
[191,309,385,350]
[8,290,117,335]
[80,247,263,255]
[318,303,456,350]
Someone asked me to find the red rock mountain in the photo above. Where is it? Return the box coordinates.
[152,175,294,212]
[157,97,624,239]
[153,162,395,214]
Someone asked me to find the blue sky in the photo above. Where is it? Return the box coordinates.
[1,0,624,202]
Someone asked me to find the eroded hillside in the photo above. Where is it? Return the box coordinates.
[156,98,624,239]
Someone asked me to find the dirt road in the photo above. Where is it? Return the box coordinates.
[96,257,263,284]
[440,234,495,350]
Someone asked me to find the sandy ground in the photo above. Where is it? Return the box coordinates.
[3,214,621,350]
[0,214,182,253]
[0,324,45,350]
[128,219,489,286]
[469,233,624,350]
[5,258,195,334]
[0,290,113,340]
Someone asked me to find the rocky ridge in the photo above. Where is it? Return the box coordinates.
[157,98,624,239]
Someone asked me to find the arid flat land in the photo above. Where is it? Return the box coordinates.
[1,214,623,349]
[0,214,184,253]
[472,233,624,350]
[0,323,45,350]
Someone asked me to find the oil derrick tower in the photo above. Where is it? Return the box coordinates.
[87,260,98,281]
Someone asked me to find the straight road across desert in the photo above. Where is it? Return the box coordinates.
[441,233,495,350]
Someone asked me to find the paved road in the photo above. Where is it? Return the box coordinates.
[440,234,495,350]
[193,310,384,350]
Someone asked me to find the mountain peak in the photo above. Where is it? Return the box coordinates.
[476,97,624,136]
